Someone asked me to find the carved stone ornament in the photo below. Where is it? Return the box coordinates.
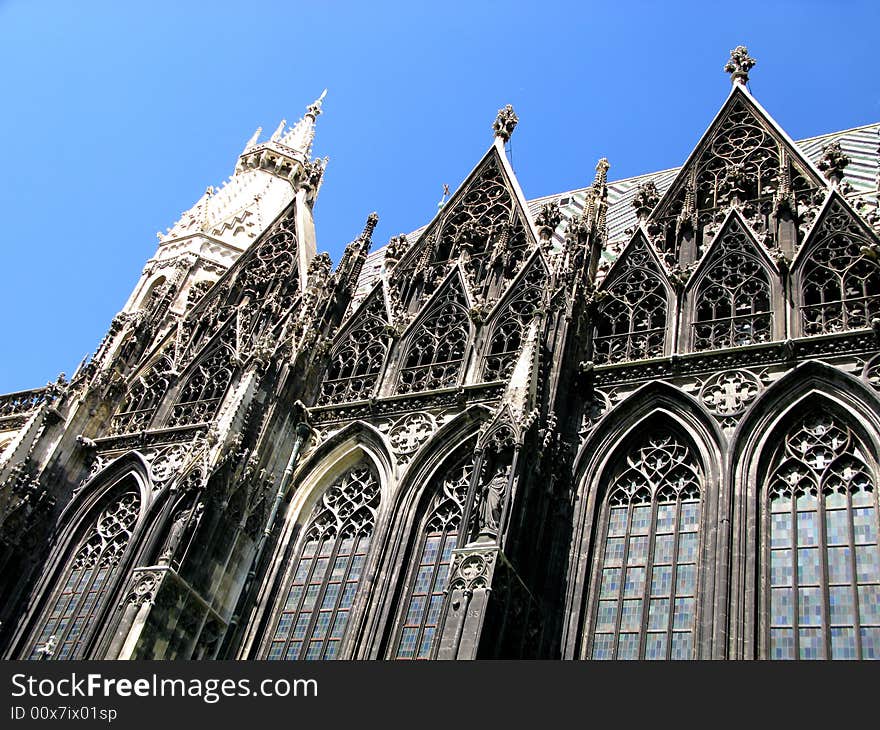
[699,369,761,418]
[492,104,518,142]
[387,412,436,454]
[724,45,756,85]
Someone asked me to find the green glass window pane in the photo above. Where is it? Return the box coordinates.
[771,549,793,586]
[619,599,642,631]
[312,612,331,639]
[644,633,667,660]
[770,494,791,513]
[654,534,674,564]
[292,613,311,640]
[852,487,874,508]
[339,582,357,609]
[827,546,853,584]
[797,547,821,585]
[442,536,457,561]
[627,536,648,566]
[274,615,292,640]
[422,536,440,564]
[770,587,794,626]
[673,598,694,630]
[302,540,318,558]
[616,633,639,660]
[600,568,621,599]
[330,611,348,640]
[406,596,426,625]
[414,566,433,594]
[647,598,669,631]
[676,563,697,595]
[678,532,699,562]
[824,490,846,509]
[396,628,417,659]
[826,509,850,546]
[796,490,817,510]
[855,544,880,583]
[305,641,323,660]
[596,600,616,632]
[284,585,304,610]
[324,641,339,660]
[853,508,878,545]
[830,627,857,659]
[796,511,817,546]
[267,643,284,660]
[858,584,880,625]
[321,583,341,610]
[608,507,628,537]
[417,627,435,659]
[623,567,645,598]
[591,634,614,660]
[670,632,693,660]
[680,501,700,530]
[603,537,624,567]
[330,557,349,581]
[829,585,855,625]
[798,586,823,626]
[631,506,651,536]
[860,627,880,659]
[770,628,795,659]
[434,563,450,589]
[302,584,320,611]
[650,565,672,597]
[771,514,792,548]
[798,628,824,660]
[656,504,675,533]
[285,641,302,659]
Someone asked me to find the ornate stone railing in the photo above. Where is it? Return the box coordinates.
[0,386,53,422]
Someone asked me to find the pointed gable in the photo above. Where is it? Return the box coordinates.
[688,212,776,351]
[593,230,671,364]
[388,143,540,310]
[397,271,471,395]
[649,86,826,248]
[318,283,390,405]
[794,191,880,336]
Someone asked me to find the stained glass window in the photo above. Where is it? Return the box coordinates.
[589,432,702,660]
[28,486,140,660]
[393,455,472,659]
[265,462,380,660]
[765,409,880,659]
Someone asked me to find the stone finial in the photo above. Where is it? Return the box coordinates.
[632,180,660,220]
[818,140,850,186]
[361,212,379,240]
[307,89,327,118]
[594,158,610,187]
[493,104,518,142]
[536,201,563,241]
[724,45,756,85]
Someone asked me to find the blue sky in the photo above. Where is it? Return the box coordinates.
[1,0,878,392]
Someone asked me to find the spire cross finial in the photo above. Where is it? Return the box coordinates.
[594,158,610,186]
[307,89,327,118]
[493,104,518,142]
[724,45,756,85]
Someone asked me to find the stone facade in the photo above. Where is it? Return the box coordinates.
[2,49,880,660]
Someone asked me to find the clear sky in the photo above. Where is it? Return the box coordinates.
[1,0,878,392]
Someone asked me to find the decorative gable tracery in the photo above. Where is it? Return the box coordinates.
[594,236,670,364]
[168,328,236,427]
[799,197,880,336]
[318,286,390,405]
[691,215,775,351]
[397,276,471,395]
[110,355,173,435]
[482,255,547,381]
[650,92,824,257]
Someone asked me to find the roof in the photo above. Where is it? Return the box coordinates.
[351,122,880,305]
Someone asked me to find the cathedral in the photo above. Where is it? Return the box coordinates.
[1,46,879,661]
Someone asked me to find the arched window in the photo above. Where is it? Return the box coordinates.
[762,407,880,659]
[318,289,389,405]
[391,450,474,659]
[265,461,380,660]
[587,430,703,660]
[110,356,172,435]
[594,245,667,364]
[801,199,880,336]
[27,483,141,659]
[397,284,470,394]
[482,261,545,381]
[167,346,234,427]
[692,218,773,351]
